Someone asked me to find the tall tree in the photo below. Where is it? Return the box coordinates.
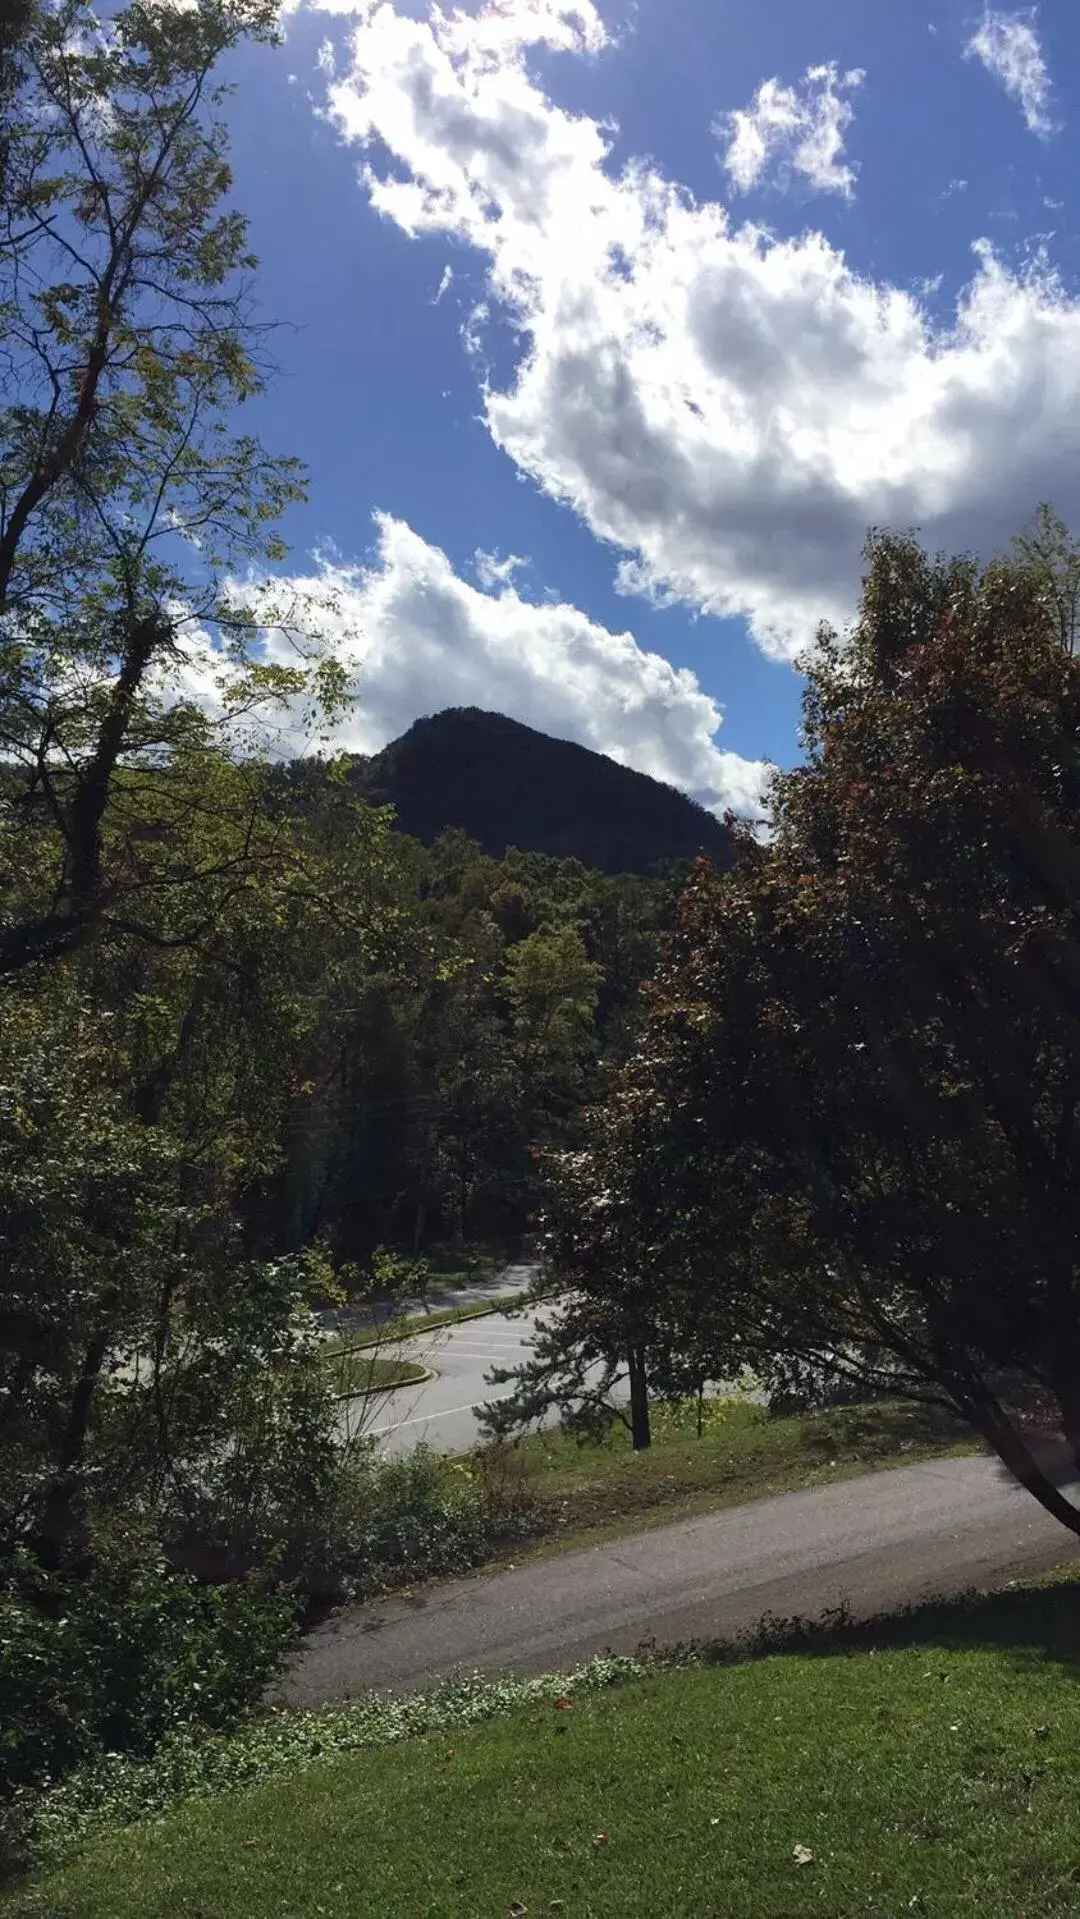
[0,0,356,1571]
[514,525,1080,1531]
[0,0,343,973]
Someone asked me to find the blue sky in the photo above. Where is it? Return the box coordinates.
[213,0,1080,814]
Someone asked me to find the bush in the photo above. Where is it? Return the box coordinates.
[0,1442,536,1876]
[163,1347,351,1589]
[167,1433,540,1610]
[0,1535,295,1804]
[330,1443,541,1599]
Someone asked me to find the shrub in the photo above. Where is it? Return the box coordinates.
[0,1535,294,1803]
[330,1442,541,1599]
[0,1442,537,1873]
[164,1349,346,1587]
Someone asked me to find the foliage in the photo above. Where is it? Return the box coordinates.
[504,922,601,1096]
[269,815,677,1262]
[0,1532,293,1803]
[0,0,348,975]
[480,1103,684,1447]
[323,1442,541,1601]
[521,514,1080,1535]
[0,0,356,1813]
[0,0,686,1842]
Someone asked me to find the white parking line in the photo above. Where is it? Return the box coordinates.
[372,1392,511,1436]
[426,1345,532,1362]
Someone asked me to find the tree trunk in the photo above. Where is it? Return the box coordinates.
[0,613,169,974]
[412,1178,428,1256]
[37,1329,110,1564]
[972,1402,1080,1537]
[1053,1378,1080,1474]
[628,1345,651,1452]
[458,1163,469,1246]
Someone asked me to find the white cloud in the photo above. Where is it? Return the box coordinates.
[209,515,768,815]
[473,546,528,588]
[719,62,864,200]
[316,0,1080,660]
[965,9,1056,138]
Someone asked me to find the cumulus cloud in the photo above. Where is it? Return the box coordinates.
[965,9,1056,138]
[315,0,1080,660]
[719,62,864,200]
[202,515,768,815]
[473,547,528,588]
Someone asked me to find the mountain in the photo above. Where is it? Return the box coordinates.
[350,708,735,875]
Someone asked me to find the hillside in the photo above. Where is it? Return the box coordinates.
[350,708,734,874]
[16,1575,1080,1919]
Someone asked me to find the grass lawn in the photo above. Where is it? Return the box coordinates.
[12,1573,1080,1918]
[506,1395,976,1553]
[321,1350,428,1401]
[422,1244,508,1286]
[323,1290,527,1356]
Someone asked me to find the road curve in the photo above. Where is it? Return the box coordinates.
[282,1452,1079,1707]
[358,1306,544,1457]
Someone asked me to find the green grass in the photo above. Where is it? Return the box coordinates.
[421,1244,507,1286]
[321,1351,428,1401]
[324,1290,527,1354]
[13,1572,1080,1918]
[506,1395,976,1554]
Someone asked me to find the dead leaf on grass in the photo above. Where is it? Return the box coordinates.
[793,1844,814,1866]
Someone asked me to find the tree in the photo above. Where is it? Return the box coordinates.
[480,1109,664,1450]
[504,923,602,1105]
[0,770,385,1567]
[1014,504,1080,656]
[0,0,365,1576]
[517,525,1080,1532]
[0,0,344,975]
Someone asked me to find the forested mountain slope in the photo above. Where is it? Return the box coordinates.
[348,708,735,875]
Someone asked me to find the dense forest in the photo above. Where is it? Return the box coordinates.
[240,781,683,1262]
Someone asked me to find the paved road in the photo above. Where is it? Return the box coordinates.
[322,1261,537,1344]
[340,1303,544,1457]
[283,1452,1080,1707]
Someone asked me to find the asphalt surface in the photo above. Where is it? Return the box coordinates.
[340,1302,543,1457]
[282,1452,1080,1707]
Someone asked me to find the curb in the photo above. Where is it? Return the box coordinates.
[332,1363,437,1404]
[341,1293,534,1352]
